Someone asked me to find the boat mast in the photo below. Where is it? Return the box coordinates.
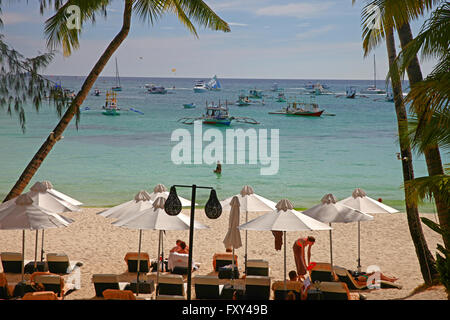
[115,57,121,87]
[373,54,376,89]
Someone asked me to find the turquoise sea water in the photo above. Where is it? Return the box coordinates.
[0,76,444,211]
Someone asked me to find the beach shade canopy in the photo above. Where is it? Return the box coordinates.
[0,194,73,280]
[221,185,277,271]
[336,188,400,214]
[39,181,83,206]
[239,199,332,232]
[98,190,154,220]
[303,194,373,271]
[221,186,277,214]
[223,196,243,250]
[113,197,209,231]
[0,181,81,214]
[303,194,374,224]
[149,184,195,207]
[0,194,74,230]
[239,199,331,289]
[336,188,398,272]
[223,196,242,282]
[112,197,208,295]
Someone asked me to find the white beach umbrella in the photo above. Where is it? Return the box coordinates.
[149,184,195,207]
[239,199,331,290]
[337,188,399,271]
[98,190,154,220]
[0,194,73,280]
[303,194,373,271]
[40,180,83,206]
[223,196,242,283]
[112,197,208,296]
[0,181,81,263]
[221,185,277,272]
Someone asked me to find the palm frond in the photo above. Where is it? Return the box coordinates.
[403,171,450,206]
[44,0,110,56]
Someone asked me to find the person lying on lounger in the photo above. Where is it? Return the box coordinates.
[350,270,398,286]
[170,239,189,254]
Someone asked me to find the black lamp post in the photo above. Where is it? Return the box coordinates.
[164,184,222,300]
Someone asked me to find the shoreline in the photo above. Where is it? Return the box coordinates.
[0,207,446,300]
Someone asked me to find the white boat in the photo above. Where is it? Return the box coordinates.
[193,80,208,93]
[193,75,222,92]
[270,82,283,92]
[361,55,386,95]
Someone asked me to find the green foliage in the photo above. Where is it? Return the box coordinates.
[0,35,73,132]
[421,217,450,291]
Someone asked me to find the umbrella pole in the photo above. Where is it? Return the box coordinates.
[357,221,361,273]
[329,224,334,281]
[40,230,45,261]
[186,185,197,301]
[245,209,248,275]
[156,230,162,297]
[21,230,25,281]
[34,230,38,271]
[232,247,235,288]
[284,231,287,291]
[136,229,142,296]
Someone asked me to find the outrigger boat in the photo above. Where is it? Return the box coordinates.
[346,86,356,98]
[249,89,263,99]
[235,90,265,106]
[178,101,259,126]
[102,91,120,116]
[269,101,324,117]
[276,92,287,102]
[183,103,196,109]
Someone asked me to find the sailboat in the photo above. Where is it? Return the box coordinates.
[112,57,122,92]
[361,55,386,94]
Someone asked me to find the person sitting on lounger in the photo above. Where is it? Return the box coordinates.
[170,240,189,254]
[350,270,398,286]
[174,241,189,254]
[289,270,298,281]
[293,236,315,280]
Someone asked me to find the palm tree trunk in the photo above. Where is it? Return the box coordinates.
[397,22,449,250]
[2,0,133,202]
[386,27,438,284]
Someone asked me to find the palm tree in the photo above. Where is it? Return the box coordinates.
[356,1,439,284]
[2,0,230,202]
[359,0,449,250]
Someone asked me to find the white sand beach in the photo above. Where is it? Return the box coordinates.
[0,207,447,300]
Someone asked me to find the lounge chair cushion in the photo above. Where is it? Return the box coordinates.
[246,259,269,276]
[124,252,150,273]
[245,276,271,300]
[193,275,222,299]
[22,291,60,300]
[1,252,23,273]
[103,289,136,300]
[317,281,357,300]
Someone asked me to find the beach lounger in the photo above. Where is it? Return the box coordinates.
[333,266,402,290]
[22,291,61,300]
[244,276,271,300]
[31,272,66,297]
[316,281,359,300]
[46,253,80,274]
[157,274,186,297]
[246,259,269,276]
[167,252,190,274]
[213,253,238,271]
[1,252,23,274]
[193,275,224,299]
[103,289,136,300]
[272,280,303,300]
[310,262,336,283]
[156,294,186,300]
[124,252,150,273]
[92,274,129,297]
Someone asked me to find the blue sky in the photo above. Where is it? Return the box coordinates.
[0,0,436,79]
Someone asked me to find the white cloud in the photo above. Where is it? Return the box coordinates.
[256,2,335,19]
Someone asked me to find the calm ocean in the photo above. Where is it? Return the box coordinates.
[0,76,443,211]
